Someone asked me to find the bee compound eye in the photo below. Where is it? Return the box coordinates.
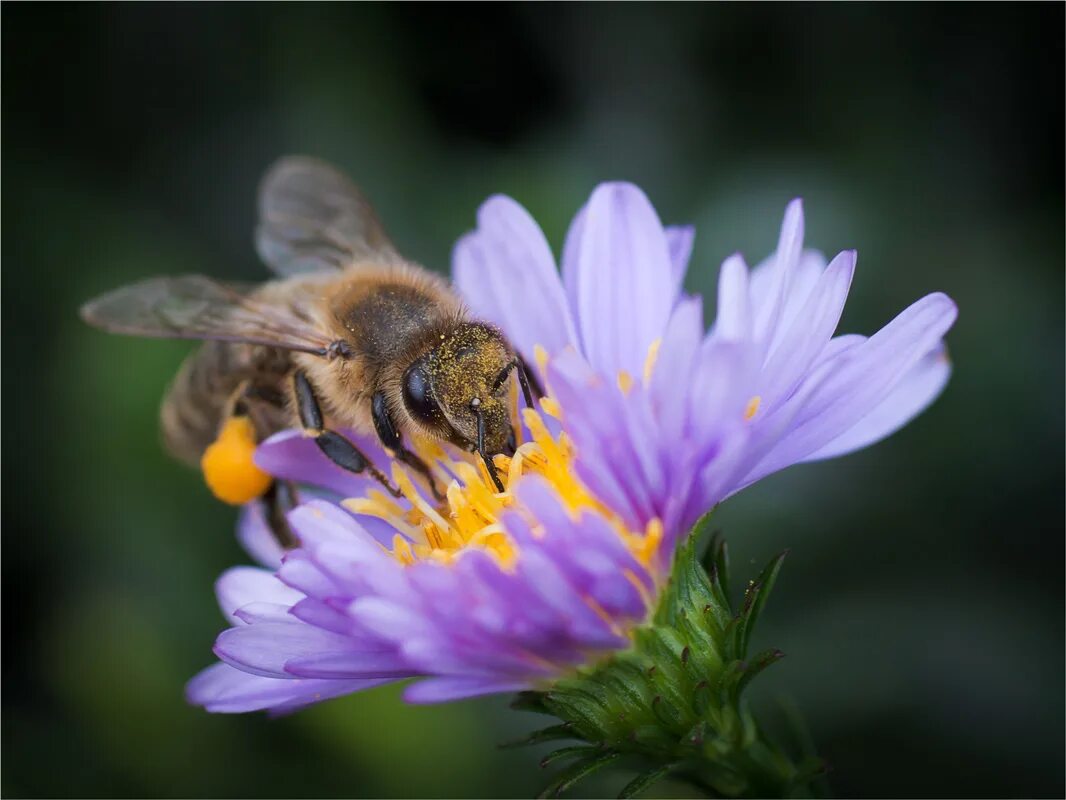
[402,363,441,424]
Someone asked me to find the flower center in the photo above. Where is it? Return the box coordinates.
[344,401,664,580]
[343,408,580,569]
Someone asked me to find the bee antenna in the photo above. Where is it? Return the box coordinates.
[474,406,505,493]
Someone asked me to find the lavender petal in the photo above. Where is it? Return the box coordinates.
[665,224,696,285]
[804,342,953,461]
[237,502,285,569]
[215,566,302,625]
[759,249,856,408]
[187,662,388,714]
[452,195,577,362]
[752,199,805,360]
[567,183,679,377]
[284,650,412,680]
[744,292,958,483]
[214,621,362,679]
[402,675,532,704]
[255,429,389,497]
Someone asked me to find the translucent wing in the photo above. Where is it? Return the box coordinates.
[255,155,398,276]
[80,275,334,354]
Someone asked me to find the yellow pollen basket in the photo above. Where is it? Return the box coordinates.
[201,416,273,505]
[344,403,665,579]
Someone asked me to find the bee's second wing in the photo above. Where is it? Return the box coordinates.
[255,155,399,277]
[80,275,334,354]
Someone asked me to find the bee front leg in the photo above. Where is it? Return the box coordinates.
[291,370,402,498]
[516,355,543,405]
[371,391,445,502]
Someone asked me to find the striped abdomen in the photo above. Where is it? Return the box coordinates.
[160,340,291,466]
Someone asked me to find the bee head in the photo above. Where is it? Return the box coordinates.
[401,322,519,461]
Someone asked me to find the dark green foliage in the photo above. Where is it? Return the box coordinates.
[512,518,824,798]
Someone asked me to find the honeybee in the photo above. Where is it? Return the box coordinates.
[81,156,535,537]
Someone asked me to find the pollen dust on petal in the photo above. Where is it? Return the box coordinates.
[643,338,662,385]
[744,395,762,422]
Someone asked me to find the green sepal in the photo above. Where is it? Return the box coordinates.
[512,691,557,716]
[536,751,623,799]
[540,745,604,768]
[700,525,733,617]
[617,763,677,798]
[736,550,788,658]
[735,649,786,699]
[512,522,824,798]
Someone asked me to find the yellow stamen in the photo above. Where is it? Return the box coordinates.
[539,396,562,420]
[392,534,415,566]
[617,370,635,394]
[200,416,272,505]
[343,381,670,605]
[629,517,664,567]
[533,344,550,377]
[744,395,762,422]
[643,338,662,385]
[623,568,655,611]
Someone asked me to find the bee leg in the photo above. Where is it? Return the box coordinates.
[292,370,402,498]
[262,480,299,549]
[228,380,287,439]
[371,391,445,502]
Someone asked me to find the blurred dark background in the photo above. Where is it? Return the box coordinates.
[3,4,1062,798]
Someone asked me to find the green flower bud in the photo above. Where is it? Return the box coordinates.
[506,517,827,798]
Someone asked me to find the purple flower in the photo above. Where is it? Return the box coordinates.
[455,188,956,535]
[187,184,956,714]
[189,449,657,711]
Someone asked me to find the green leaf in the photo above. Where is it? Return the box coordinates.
[511,691,554,715]
[537,751,623,798]
[540,745,602,768]
[716,659,748,704]
[617,763,677,798]
[649,694,684,731]
[737,550,788,657]
[735,649,786,699]
[703,533,729,605]
[710,533,732,612]
[691,680,712,717]
[630,723,680,750]
[723,615,744,662]
[542,689,608,739]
